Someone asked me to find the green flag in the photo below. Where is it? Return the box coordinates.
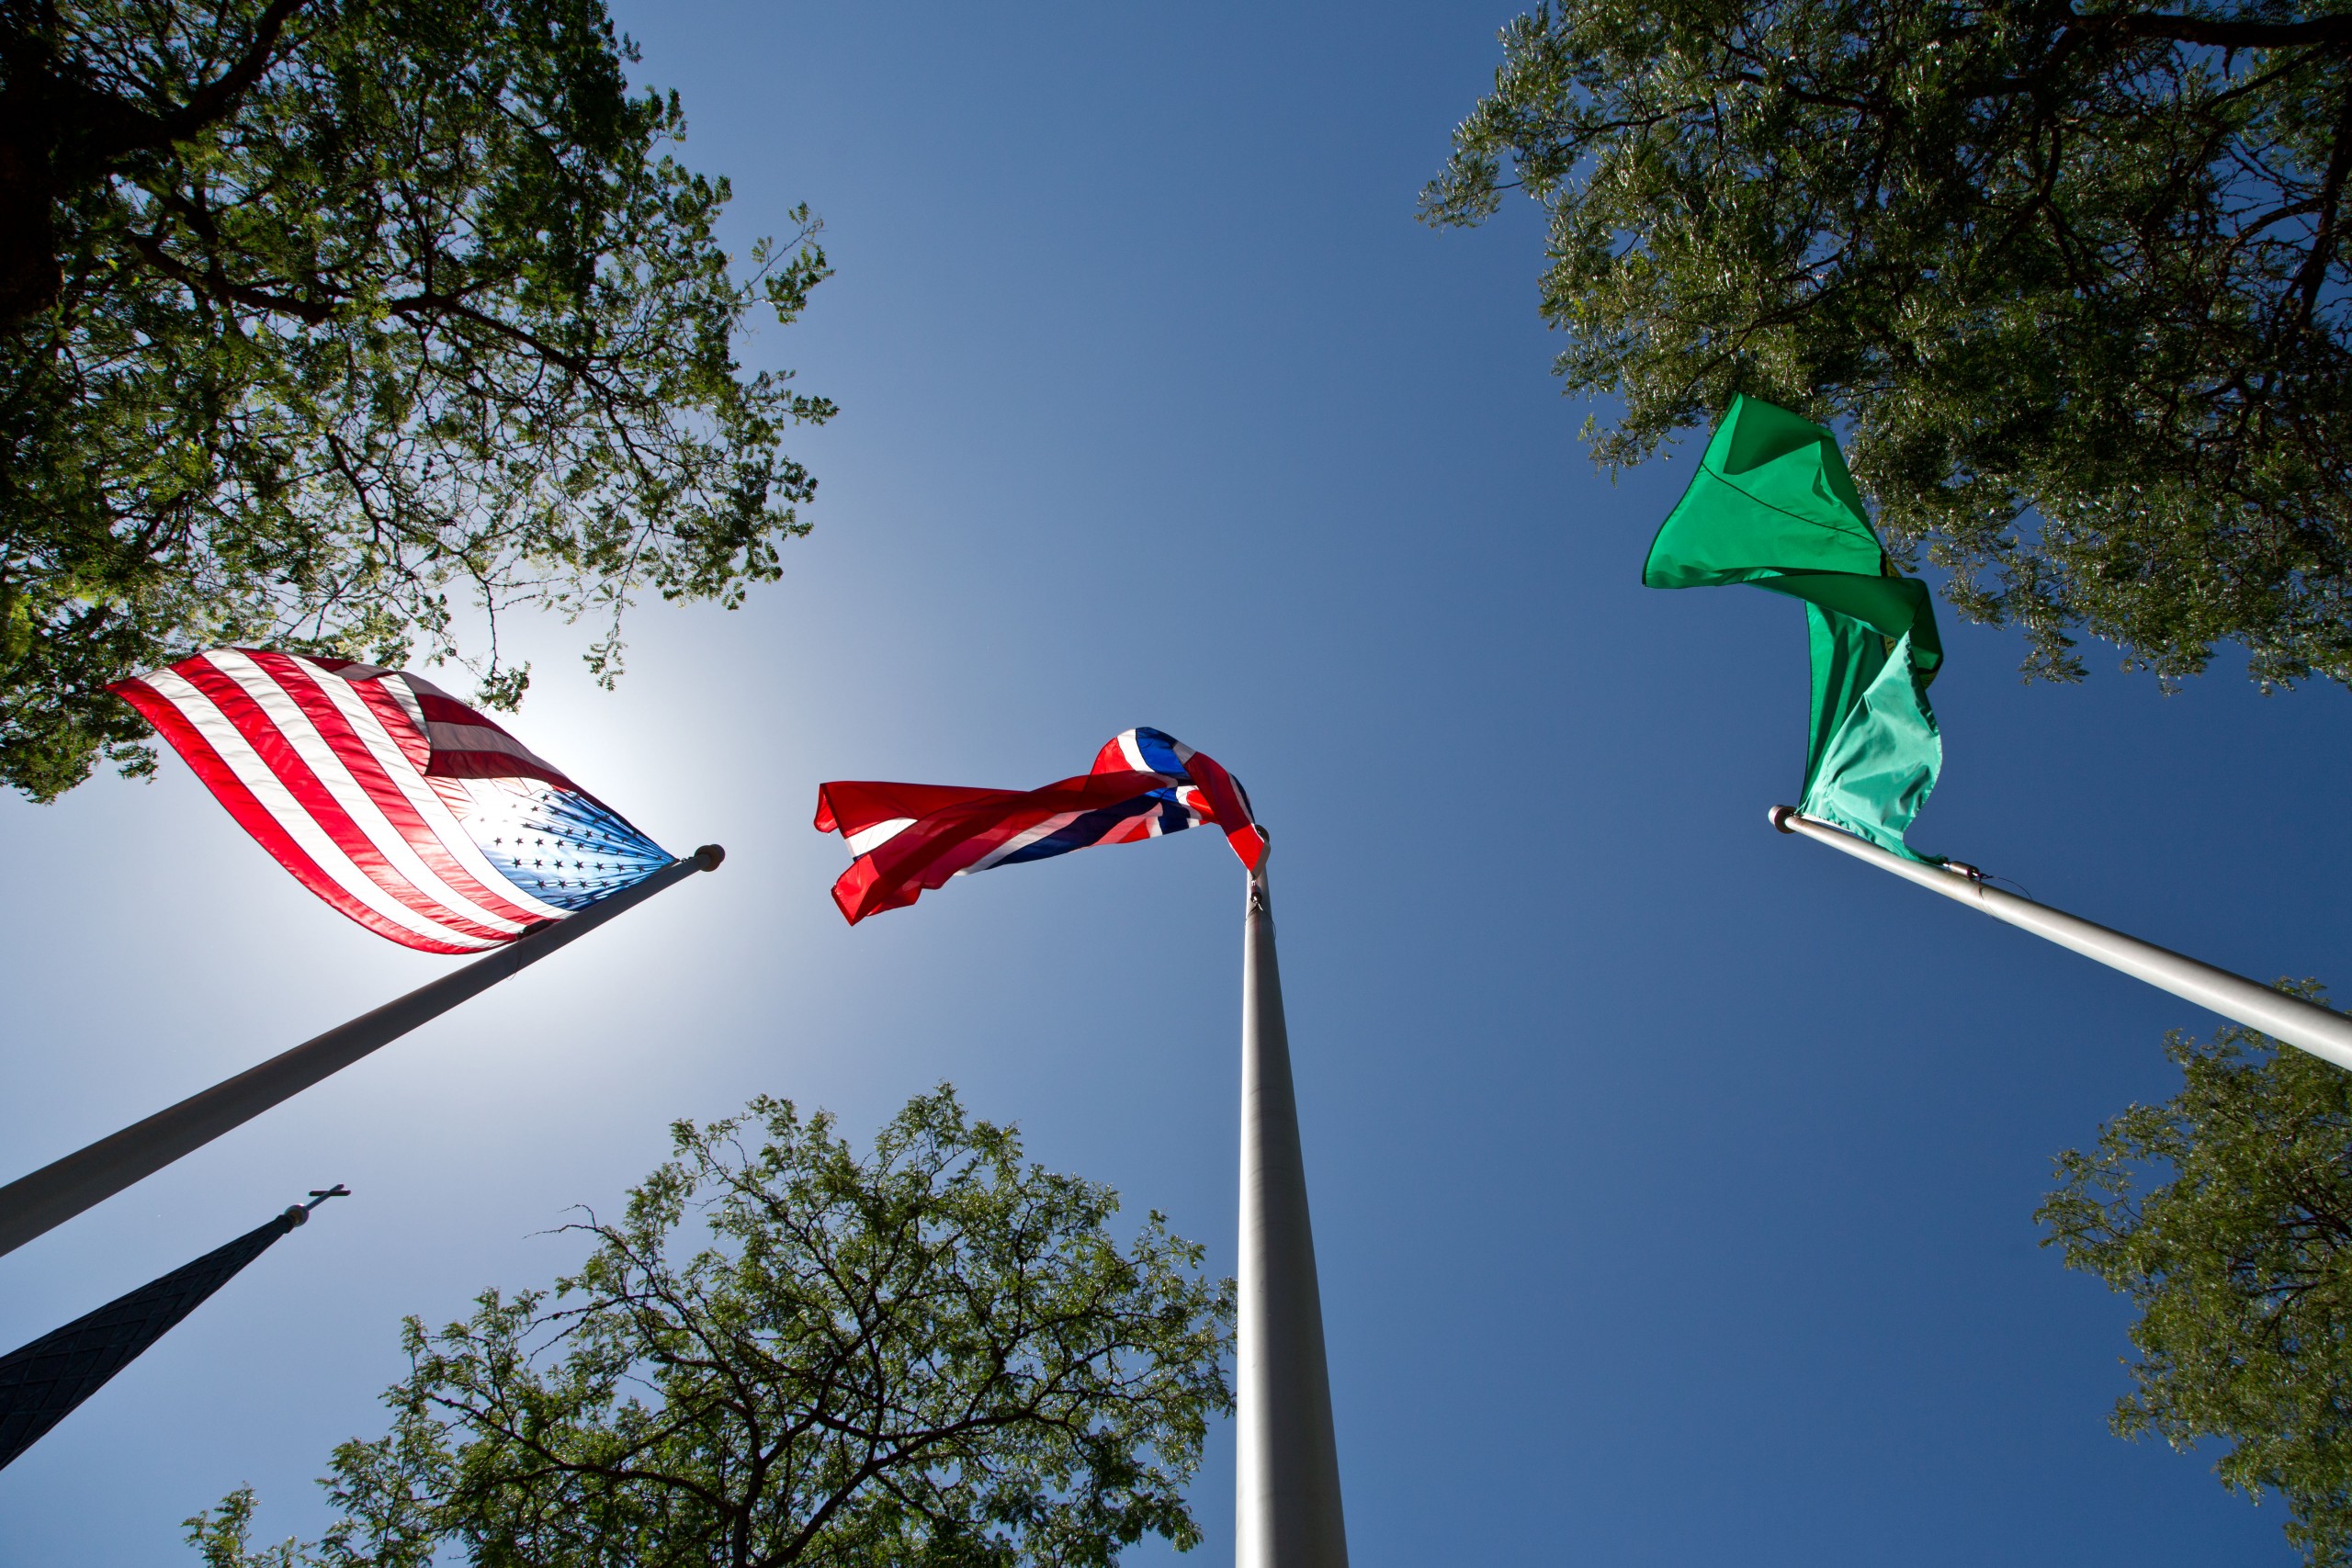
[1644,396,1944,860]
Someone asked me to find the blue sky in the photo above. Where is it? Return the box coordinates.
[3,4,2347,1563]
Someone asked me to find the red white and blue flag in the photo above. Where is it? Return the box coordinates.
[112,649,671,954]
[814,727,1268,924]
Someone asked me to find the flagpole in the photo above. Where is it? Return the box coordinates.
[1770,806,2352,1068]
[1237,861,1349,1568]
[0,845,725,1261]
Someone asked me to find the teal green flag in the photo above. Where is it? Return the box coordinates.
[1643,395,1944,860]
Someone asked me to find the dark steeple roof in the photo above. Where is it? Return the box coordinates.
[0,1188,345,1471]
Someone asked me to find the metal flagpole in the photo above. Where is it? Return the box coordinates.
[0,845,725,1260]
[1237,861,1349,1568]
[1770,806,2352,1070]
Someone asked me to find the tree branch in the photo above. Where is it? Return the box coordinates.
[2291,79,2352,328]
[2086,9,2352,51]
[74,0,315,164]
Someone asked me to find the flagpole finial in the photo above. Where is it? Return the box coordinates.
[282,1183,349,1227]
[694,844,726,872]
[1769,805,1800,833]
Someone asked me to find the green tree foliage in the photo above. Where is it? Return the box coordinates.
[187,1489,305,1568]
[1424,0,2352,690]
[182,1088,1234,1568]
[2040,1003,2352,1565]
[1,0,832,801]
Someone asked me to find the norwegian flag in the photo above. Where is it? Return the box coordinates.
[814,727,1267,925]
[112,649,670,954]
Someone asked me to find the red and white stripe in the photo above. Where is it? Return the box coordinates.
[114,649,574,953]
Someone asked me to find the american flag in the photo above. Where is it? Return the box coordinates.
[815,727,1267,924]
[113,649,670,953]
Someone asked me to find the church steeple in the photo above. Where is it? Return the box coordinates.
[0,1187,345,1471]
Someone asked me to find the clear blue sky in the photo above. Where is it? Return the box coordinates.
[3,5,2346,1563]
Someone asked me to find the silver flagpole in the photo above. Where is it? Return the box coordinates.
[1770,806,2352,1069]
[1237,860,1349,1568]
[0,845,725,1260]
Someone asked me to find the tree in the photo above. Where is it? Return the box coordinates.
[2039,1001,2352,1565]
[181,1087,1234,1568]
[1423,0,2352,691]
[1,0,832,802]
